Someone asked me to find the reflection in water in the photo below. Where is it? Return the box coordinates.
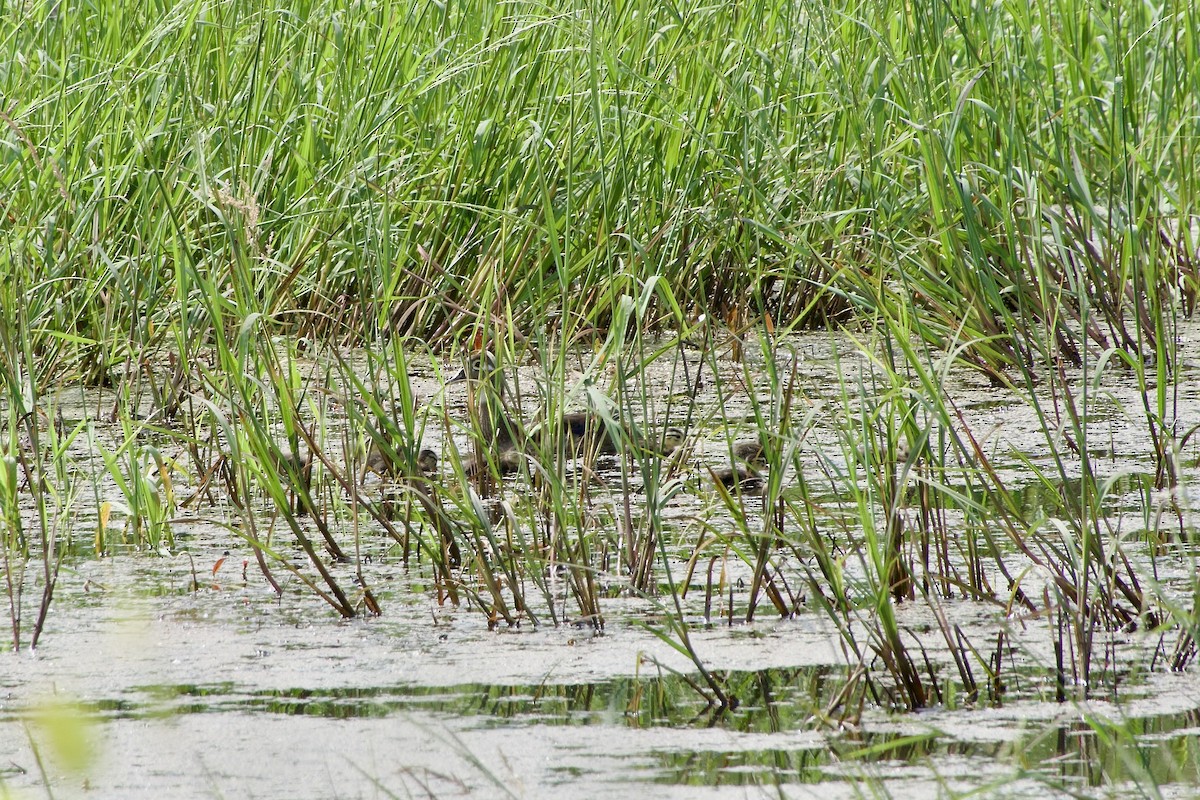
[134,666,842,729]
[103,666,1200,792]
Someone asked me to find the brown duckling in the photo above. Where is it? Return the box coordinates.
[417,448,439,476]
[453,352,685,469]
[362,442,439,481]
[450,352,526,456]
[657,426,686,456]
[731,438,765,464]
[709,461,764,491]
[709,437,768,491]
[275,443,315,514]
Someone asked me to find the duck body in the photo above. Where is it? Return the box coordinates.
[731,439,765,463]
[558,411,620,455]
[451,353,525,445]
[451,353,527,477]
[468,448,526,476]
[363,443,394,478]
[363,443,439,481]
[710,462,763,491]
[275,443,315,514]
[709,434,768,491]
[453,352,682,472]
[554,416,691,460]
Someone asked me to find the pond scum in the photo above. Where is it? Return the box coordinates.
[2,0,1199,795]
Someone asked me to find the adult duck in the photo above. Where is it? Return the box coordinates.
[453,352,681,467]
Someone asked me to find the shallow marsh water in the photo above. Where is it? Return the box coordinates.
[4,328,1200,799]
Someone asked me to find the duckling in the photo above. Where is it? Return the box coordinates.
[709,438,768,491]
[416,448,439,476]
[709,461,764,491]
[362,441,439,481]
[657,426,685,456]
[731,438,765,464]
[450,352,526,455]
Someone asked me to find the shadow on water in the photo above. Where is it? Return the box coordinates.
[94,666,1200,790]
[972,471,1159,520]
[133,666,843,728]
[649,712,1200,788]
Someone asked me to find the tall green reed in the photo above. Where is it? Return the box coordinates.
[0,273,83,650]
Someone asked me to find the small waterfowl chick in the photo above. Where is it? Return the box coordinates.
[362,443,439,481]
[709,438,768,491]
[658,426,685,456]
[417,448,439,476]
[709,461,764,491]
[450,352,526,454]
[731,438,765,463]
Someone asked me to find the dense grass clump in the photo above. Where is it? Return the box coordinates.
[2,0,1195,374]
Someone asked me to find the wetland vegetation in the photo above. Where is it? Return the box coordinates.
[2,0,1200,796]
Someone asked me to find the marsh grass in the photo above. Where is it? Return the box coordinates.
[5,0,1193,363]
[2,0,1200,793]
